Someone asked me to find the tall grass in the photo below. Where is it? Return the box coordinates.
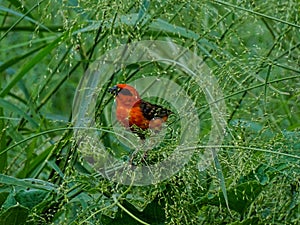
[0,0,299,224]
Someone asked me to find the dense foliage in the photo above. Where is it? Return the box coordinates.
[0,0,299,224]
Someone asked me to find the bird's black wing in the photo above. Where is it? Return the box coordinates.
[139,100,172,120]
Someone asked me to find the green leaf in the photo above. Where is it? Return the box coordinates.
[229,216,260,225]
[199,180,263,214]
[200,162,290,214]
[212,150,231,215]
[0,2,50,41]
[0,34,65,97]
[5,0,32,18]
[0,174,57,191]
[15,189,48,209]
[0,106,7,172]
[0,204,29,225]
[0,44,46,73]
[136,0,150,25]
[0,190,9,207]
[0,98,38,128]
[1,192,17,210]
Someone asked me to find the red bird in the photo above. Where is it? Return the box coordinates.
[109,84,173,139]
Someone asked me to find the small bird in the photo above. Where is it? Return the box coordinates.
[109,84,173,139]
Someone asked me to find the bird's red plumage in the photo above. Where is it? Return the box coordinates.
[109,84,172,139]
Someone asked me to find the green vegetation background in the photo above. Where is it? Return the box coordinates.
[0,0,299,224]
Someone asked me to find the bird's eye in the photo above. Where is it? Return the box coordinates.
[120,89,133,96]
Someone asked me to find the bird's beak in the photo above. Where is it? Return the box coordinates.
[108,85,119,96]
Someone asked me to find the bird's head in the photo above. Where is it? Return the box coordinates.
[109,84,140,106]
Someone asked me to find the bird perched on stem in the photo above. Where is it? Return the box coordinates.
[109,84,173,139]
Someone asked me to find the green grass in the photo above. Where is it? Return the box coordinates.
[0,0,299,224]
